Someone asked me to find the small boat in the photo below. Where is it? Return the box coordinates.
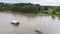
[35,29,42,34]
[11,20,20,25]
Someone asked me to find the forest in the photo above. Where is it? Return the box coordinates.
[0,3,60,15]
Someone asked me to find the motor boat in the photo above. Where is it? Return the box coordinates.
[11,20,20,25]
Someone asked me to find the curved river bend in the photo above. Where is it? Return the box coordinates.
[0,12,60,34]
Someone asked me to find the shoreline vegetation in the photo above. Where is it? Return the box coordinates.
[0,3,60,16]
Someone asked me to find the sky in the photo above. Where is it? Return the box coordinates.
[0,0,60,6]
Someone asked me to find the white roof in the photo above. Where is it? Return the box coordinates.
[11,20,18,23]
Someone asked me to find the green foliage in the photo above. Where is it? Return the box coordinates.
[0,3,60,15]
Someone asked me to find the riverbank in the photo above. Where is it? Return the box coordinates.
[11,11,60,17]
[0,11,60,17]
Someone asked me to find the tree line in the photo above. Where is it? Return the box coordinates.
[0,3,60,15]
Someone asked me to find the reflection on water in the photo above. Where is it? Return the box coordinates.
[58,17,60,20]
[0,12,60,34]
[11,23,20,27]
[51,16,55,20]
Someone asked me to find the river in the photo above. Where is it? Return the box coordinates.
[0,12,60,34]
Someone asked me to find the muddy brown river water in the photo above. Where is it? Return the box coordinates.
[0,12,60,34]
